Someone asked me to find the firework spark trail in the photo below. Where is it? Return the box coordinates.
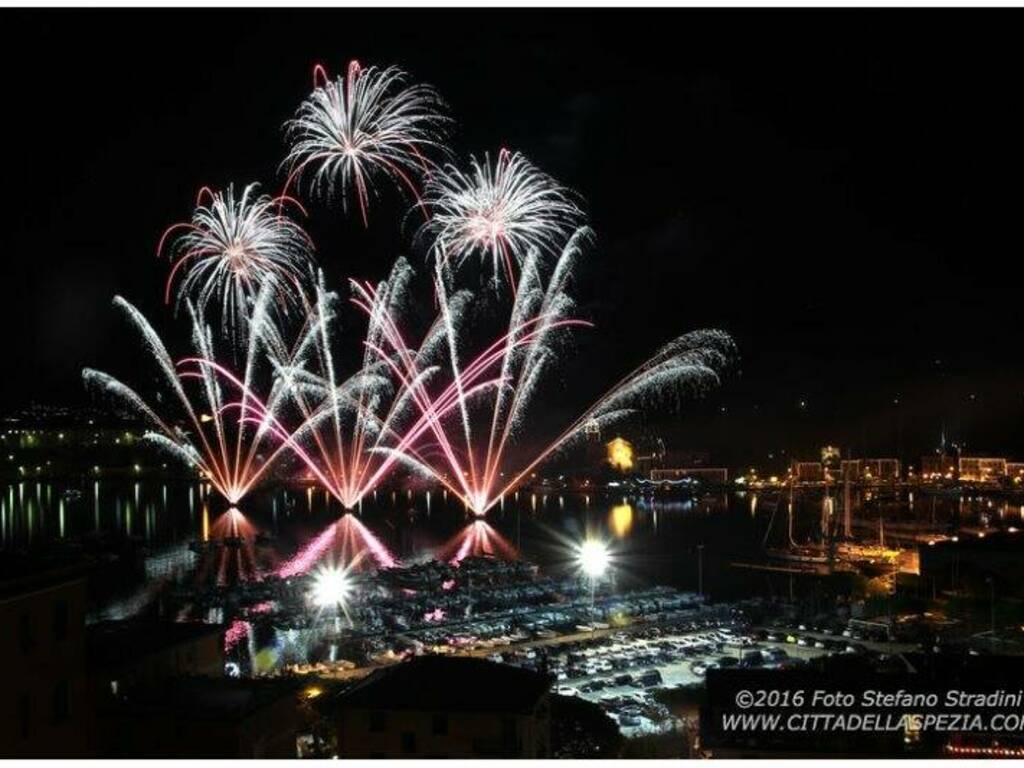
[400,230,735,517]
[228,259,512,513]
[421,149,583,289]
[83,283,298,505]
[283,60,449,226]
[160,183,315,342]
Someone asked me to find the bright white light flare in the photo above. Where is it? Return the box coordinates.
[310,563,353,608]
[577,538,610,580]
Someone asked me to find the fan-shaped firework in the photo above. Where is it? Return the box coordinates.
[238,259,507,512]
[422,148,584,289]
[83,284,297,504]
[395,229,735,516]
[160,183,314,342]
[283,60,449,225]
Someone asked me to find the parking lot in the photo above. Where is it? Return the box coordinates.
[477,613,830,736]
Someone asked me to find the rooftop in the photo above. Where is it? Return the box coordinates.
[87,619,224,670]
[110,676,301,722]
[0,555,91,603]
[336,656,551,714]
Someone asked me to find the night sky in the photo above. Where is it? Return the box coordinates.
[3,9,1024,470]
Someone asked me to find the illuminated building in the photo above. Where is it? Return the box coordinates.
[959,456,1007,483]
[920,454,957,480]
[605,437,634,472]
[840,458,900,483]
[791,461,824,483]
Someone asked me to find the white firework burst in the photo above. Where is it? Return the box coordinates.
[283,60,449,225]
[422,148,584,288]
[161,183,315,341]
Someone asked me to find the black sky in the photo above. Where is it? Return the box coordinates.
[3,9,1024,470]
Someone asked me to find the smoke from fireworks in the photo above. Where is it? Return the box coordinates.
[422,148,583,288]
[283,60,449,225]
[83,284,296,504]
[160,183,314,342]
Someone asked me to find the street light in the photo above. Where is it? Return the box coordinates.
[578,538,610,579]
[697,543,704,599]
[310,563,353,631]
[576,538,611,609]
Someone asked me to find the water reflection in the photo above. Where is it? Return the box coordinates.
[609,503,634,539]
[2,479,1021,612]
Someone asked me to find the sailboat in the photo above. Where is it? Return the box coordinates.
[764,483,829,564]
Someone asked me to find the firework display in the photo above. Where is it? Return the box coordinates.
[83,56,733,572]
[83,283,297,504]
[235,260,501,512]
[283,60,449,225]
[160,183,315,341]
[394,233,734,516]
[422,148,583,288]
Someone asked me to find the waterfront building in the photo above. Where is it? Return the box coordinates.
[650,467,729,485]
[959,457,1007,483]
[605,437,635,472]
[791,461,824,483]
[921,454,957,480]
[840,458,900,483]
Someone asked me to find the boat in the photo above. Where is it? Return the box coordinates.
[765,546,829,565]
